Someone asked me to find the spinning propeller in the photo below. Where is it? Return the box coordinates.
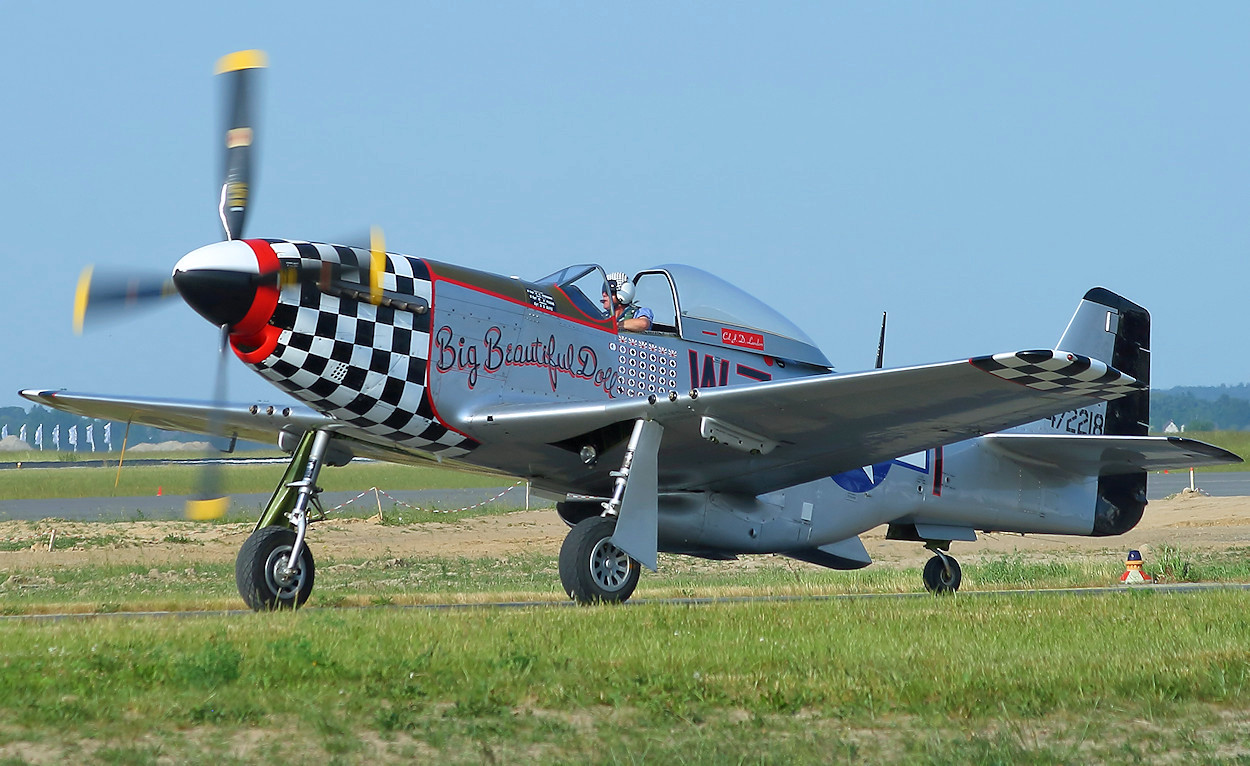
[184,323,233,521]
[73,50,267,334]
[70,50,385,520]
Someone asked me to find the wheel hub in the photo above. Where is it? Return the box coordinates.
[265,545,303,597]
[589,538,632,592]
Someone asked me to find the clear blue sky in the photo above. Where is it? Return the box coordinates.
[4,2,1247,411]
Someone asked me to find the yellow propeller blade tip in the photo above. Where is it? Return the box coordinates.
[73,265,93,335]
[186,497,230,521]
[215,49,268,74]
[369,225,386,305]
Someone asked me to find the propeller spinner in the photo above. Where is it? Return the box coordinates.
[68,50,387,519]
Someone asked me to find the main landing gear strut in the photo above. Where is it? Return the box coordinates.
[922,543,962,594]
[236,429,332,610]
[558,418,663,605]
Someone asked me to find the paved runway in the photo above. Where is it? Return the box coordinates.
[1145,470,1250,499]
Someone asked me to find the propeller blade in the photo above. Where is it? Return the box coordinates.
[261,229,388,303]
[185,323,232,521]
[73,266,177,334]
[215,49,267,240]
[369,226,386,305]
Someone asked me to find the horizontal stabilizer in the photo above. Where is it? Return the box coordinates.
[984,433,1241,475]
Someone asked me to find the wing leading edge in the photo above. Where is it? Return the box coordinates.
[462,349,1144,495]
[22,349,1148,495]
[19,389,331,449]
[19,388,518,475]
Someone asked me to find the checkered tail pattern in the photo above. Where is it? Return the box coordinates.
[970,350,1141,399]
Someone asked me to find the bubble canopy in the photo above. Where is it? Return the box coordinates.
[540,262,829,367]
[654,263,819,348]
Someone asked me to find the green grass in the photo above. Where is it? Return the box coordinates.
[2,546,1249,616]
[0,436,1247,761]
[1,533,1249,763]
[0,590,1248,763]
[0,460,505,501]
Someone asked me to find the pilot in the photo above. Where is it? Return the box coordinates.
[602,272,653,332]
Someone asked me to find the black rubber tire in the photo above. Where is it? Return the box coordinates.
[236,526,316,611]
[558,516,641,604]
[922,554,962,594]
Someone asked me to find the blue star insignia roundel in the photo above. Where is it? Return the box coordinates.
[832,461,893,493]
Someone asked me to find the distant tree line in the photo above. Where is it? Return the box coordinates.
[1151,386,1250,432]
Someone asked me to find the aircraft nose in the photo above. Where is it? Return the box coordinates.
[172,240,264,328]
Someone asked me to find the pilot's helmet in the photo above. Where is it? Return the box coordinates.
[606,271,635,305]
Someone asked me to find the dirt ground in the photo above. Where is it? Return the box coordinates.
[1,490,1248,571]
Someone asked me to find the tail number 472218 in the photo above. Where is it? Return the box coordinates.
[1049,408,1104,435]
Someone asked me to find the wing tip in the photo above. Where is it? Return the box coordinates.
[970,349,1141,399]
[1164,436,1244,464]
[18,389,58,403]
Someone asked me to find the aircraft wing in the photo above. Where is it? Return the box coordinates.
[19,389,332,448]
[463,349,1145,495]
[983,433,1242,475]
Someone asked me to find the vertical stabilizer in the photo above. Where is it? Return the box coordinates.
[1054,288,1151,535]
[1058,287,1150,437]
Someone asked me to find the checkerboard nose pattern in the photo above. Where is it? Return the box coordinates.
[248,239,477,459]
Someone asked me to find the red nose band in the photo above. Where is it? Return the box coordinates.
[229,239,281,362]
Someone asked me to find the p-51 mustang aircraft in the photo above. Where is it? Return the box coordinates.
[24,51,1240,609]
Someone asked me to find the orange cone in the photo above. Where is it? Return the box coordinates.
[157,486,162,496]
[1120,549,1153,585]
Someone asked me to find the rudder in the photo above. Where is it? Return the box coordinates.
[1055,287,1151,535]
[1057,287,1150,437]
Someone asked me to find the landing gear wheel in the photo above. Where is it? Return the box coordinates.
[236,526,316,610]
[559,516,641,604]
[923,554,962,594]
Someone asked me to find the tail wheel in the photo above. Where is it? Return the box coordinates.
[559,516,641,604]
[922,554,962,594]
[236,526,316,610]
